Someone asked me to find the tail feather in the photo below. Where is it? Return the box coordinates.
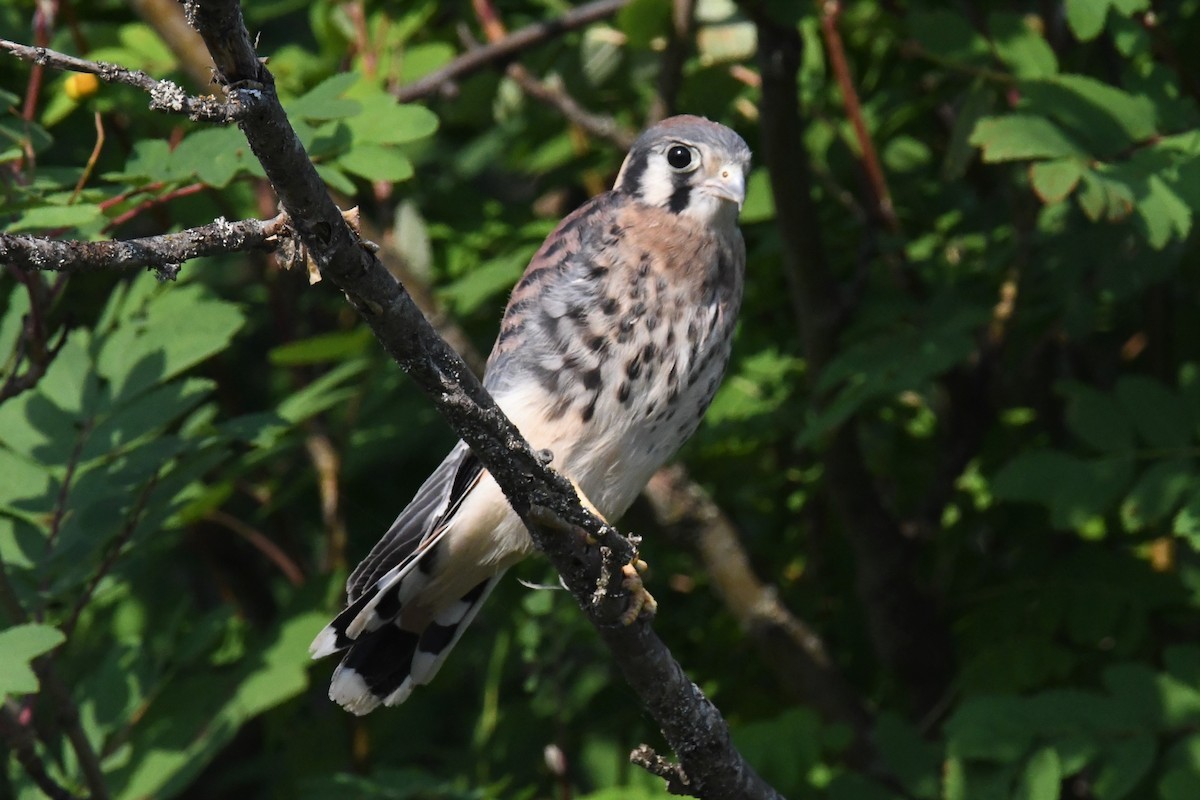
[323,574,504,713]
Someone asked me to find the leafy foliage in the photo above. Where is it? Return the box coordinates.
[4,0,1200,798]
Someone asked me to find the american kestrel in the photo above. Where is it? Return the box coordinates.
[310,115,751,714]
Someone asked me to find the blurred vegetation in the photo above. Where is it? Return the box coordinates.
[4,0,1200,798]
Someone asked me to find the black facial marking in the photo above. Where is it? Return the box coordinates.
[626,357,642,380]
[601,297,619,315]
[588,335,607,353]
[589,265,609,280]
[668,184,691,214]
[619,150,650,196]
[617,382,631,404]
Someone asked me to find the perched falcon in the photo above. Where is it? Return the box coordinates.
[310,115,751,714]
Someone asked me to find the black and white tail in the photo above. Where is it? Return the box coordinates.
[309,443,499,714]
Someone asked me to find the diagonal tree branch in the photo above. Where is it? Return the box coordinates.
[187,1,779,796]
[0,37,236,122]
[395,0,628,103]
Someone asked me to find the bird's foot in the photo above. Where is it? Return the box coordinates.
[619,556,657,625]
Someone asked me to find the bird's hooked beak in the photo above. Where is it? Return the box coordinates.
[701,165,746,211]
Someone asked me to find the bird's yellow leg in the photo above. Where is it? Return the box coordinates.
[619,555,657,624]
[526,479,655,624]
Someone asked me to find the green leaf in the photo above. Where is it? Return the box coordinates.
[739,167,775,224]
[1093,733,1155,800]
[314,162,356,195]
[337,144,414,182]
[1114,375,1192,449]
[441,249,533,316]
[1061,382,1134,453]
[1022,75,1157,157]
[945,695,1034,761]
[343,100,438,145]
[171,127,261,188]
[1135,174,1192,249]
[970,115,1084,162]
[5,203,102,233]
[268,329,372,366]
[1121,461,1193,532]
[993,449,1132,532]
[1161,767,1200,800]
[1065,0,1109,41]
[989,12,1058,78]
[1017,747,1061,800]
[0,624,65,696]
[286,73,362,121]
[909,10,991,64]
[618,0,671,49]
[1077,169,1135,222]
[1030,159,1084,203]
[96,283,245,401]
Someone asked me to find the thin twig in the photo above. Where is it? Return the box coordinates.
[0,703,80,800]
[35,662,109,800]
[818,0,898,232]
[464,2,635,149]
[0,212,293,278]
[395,0,628,102]
[62,476,161,639]
[0,37,237,122]
[102,182,208,232]
[206,509,306,587]
[648,0,695,123]
[68,112,106,204]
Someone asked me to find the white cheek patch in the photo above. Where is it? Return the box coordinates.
[637,158,679,208]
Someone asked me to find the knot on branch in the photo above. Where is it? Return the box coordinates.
[630,745,692,795]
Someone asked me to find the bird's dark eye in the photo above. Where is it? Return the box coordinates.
[666,145,693,170]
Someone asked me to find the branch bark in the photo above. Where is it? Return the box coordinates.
[187,1,779,796]
[0,213,292,278]
[0,37,235,122]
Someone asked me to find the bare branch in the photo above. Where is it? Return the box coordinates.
[190,2,779,796]
[463,3,635,149]
[0,213,292,279]
[395,0,628,103]
[0,37,236,122]
[645,466,884,773]
[817,1,898,232]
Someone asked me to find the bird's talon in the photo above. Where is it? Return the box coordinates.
[619,562,658,624]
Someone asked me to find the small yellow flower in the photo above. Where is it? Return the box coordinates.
[64,73,100,101]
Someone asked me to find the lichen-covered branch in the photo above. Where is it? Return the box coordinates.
[0,213,292,279]
[0,37,235,122]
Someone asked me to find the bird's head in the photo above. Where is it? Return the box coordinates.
[614,115,752,227]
